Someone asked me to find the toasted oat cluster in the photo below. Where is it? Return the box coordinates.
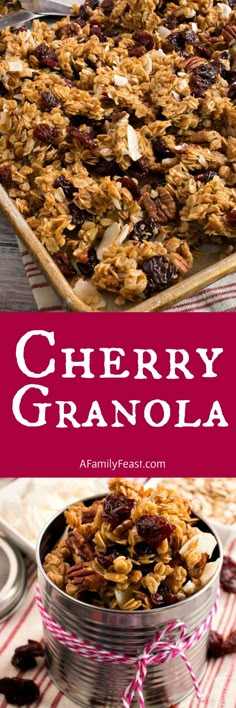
[43,478,219,610]
[163,477,236,525]
[0,0,236,306]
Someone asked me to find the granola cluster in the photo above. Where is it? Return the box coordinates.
[0,0,236,307]
[43,478,219,610]
[163,477,236,525]
[0,1,20,16]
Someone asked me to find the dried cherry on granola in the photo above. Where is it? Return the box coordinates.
[89,21,107,42]
[136,515,175,547]
[40,91,60,112]
[69,203,91,227]
[132,156,150,176]
[33,124,59,145]
[120,177,141,200]
[67,126,96,149]
[226,209,236,228]
[52,253,77,278]
[128,45,146,58]
[190,62,218,97]
[228,82,236,100]
[101,0,114,13]
[132,30,154,51]
[220,556,236,592]
[131,218,159,241]
[96,547,121,567]
[194,169,217,183]
[0,165,12,189]
[54,175,75,200]
[0,678,40,705]
[34,43,57,68]
[11,640,45,671]
[142,255,177,295]
[103,494,135,530]
[77,247,99,277]
[152,137,175,161]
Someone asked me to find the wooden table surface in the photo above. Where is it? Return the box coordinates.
[0,213,37,312]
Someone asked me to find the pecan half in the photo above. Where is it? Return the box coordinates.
[184,56,208,72]
[67,565,106,591]
[66,530,94,561]
[140,193,158,220]
[154,187,176,224]
[222,25,236,44]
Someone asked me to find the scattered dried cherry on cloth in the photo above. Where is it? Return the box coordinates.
[0,678,40,705]
[11,640,45,671]
[103,494,135,530]
[208,629,236,658]
[208,630,225,657]
[136,515,175,547]
[0,165,12,189]
[141,255,177,295]
[220,556,236,592]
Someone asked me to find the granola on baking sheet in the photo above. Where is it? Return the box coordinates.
[0,0,236,306]
[43,478,220,610]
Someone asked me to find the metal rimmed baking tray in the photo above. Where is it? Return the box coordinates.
[1,184,236,312]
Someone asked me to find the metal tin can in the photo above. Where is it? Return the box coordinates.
[37,497,222,708]
[0,536,26,622]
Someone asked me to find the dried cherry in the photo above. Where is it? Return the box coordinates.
[11,640,44,671]
[52,253,77,278]
[0,678,40,705]
[131,218,159,241]
[132,30,154,51]
[152,137,175,161]
[228,82,236,100]
[96,547,121,567]
[120,177,141,200]
[220,556,236,592]
[101,0,114,13]
[40,91,60,112]
[54,175,75,200]
[128,45,146,58]
[190,62,218,97]
[68,126,96,149]
[136,515,175,546]
[208,630,225,657]
[33,124,59,145]
[69,203,91,227]
[0,165,12,189]
[103,494,135,530]
[34,44,57,68]
[194,169,217,183]
[141,255,177,295]
[77,247,99,277]
[132,156,150,175]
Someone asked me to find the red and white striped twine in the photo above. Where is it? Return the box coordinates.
[35,586,220,708]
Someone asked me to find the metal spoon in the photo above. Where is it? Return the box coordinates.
[0,0,76,30]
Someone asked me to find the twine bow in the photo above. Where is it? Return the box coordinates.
[36,586,220,708]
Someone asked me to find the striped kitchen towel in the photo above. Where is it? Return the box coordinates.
[0,539,236,708]
[18,241,236,313]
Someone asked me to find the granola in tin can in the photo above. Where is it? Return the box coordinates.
[43,478,220,610]
[0,0,236,306]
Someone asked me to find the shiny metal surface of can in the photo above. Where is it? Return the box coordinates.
[37,498,222,708]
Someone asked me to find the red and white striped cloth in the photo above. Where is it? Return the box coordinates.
[18,241,236,313]
[0,540,236,708]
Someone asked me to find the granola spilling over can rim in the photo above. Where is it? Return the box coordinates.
[0,0,236,308]
[37,479,222,707]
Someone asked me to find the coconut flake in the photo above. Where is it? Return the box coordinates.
[200,560,220,587]
[183,580,199,597]
[73,279,106,310]
[8,60,23,72]
[180,532,217,559]
[171,90,180,100]
[127,124,142,161]
[115,588,132,607]
[143,54,152,74]
[158,25,171,38]
[114,74,129,87]
[190,22,198,32]
[154,49,166,58]
[117,224,130,243]
[217,3,232,18]
[97,222,121,259]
